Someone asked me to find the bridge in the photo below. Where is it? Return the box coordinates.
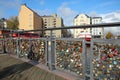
[0,22,120,80]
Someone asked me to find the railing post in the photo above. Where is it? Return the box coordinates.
[2,33,6,53]
[82,40,86,79]
[90,39,94,80]
[2,39,6,53]
[17,33,20,58]
[84,40,91,80]
[45,39,49,66]
[48,30,56,70]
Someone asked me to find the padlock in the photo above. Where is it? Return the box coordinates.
[107,74,110,77]
[96,64,100,67]
[104,78,107,80]
[113,61,117,65]
[108,53,114,58]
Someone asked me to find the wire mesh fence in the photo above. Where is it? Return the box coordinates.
[56,38,85,78]
[91,39,120,80]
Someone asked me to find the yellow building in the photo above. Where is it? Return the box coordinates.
[19,4,43,33]
[74,14,90,38]
[42,14,63,37]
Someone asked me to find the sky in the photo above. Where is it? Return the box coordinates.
[0,0,120,34]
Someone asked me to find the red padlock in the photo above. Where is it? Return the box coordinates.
[101,56,106,60]
[108,54,114,58]
[113,50,118,56]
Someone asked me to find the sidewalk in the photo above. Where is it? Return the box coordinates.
[0,54,82,80]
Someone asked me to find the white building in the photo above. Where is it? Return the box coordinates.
[74,14,91,38]
[91,17,104,38]
[0,18,7,28]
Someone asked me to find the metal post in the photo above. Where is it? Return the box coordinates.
[17,33,20,58]
[2,38,6,53]
[48,30,56,70]
[82,40,86,79]
[2,29,6,53]
[90,39,94,80]
[84,40,91,80]
[45,39,49,66]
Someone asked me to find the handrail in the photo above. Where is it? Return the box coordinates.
[0,22,120,33]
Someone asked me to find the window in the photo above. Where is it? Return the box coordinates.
[44,19,46,21]
[81,16,83,18]
[80,20,84,22]
[44,24,47,26]
[29,14,32,16]
[29,25,32,27]
[96,20,98,22]
[81,31,84,33]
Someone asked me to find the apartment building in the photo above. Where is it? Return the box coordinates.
[0,18,7,28]
[74,14,91,38]
[91,17,104,38]
[19,4,43,34]
[41,14,63,37]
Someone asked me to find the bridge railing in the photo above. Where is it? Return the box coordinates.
[3,38,47,64]
[0,22,120,80]
[1,37,120,80]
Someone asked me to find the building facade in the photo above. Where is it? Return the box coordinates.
[74,14,91,38]
[91,17,104,38]
[19,4,43,33]
[0,18,7,28]
[41,14,63,37]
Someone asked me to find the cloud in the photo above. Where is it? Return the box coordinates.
[89,11,101,17]
[57,2,120,34]
[89,10,120,23]
[57,2,78,26]
[100,11,120,34]
[101,10,120,23]
[89,11,120,35]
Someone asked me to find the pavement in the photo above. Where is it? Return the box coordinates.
[0,54,81,80]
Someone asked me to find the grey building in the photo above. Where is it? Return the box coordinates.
[41,14,63,37]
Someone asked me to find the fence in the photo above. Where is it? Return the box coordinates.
[91,39,120,80]
[55,38,85,78]
[0,22,120,80]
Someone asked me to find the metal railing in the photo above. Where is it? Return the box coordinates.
[0,22,120,80]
